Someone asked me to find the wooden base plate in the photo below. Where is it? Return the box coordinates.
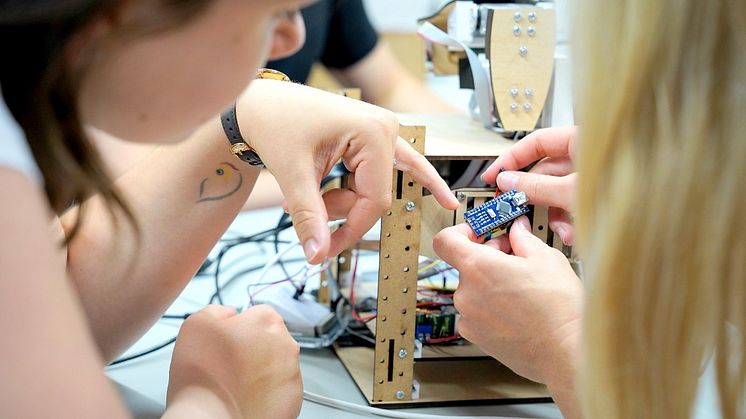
[334,345,551,407]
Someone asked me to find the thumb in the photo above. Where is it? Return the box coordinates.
[509,216,550,258]
[497,171,573,212]
[276,165,331,265]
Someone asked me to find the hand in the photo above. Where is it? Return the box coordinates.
[167,305,302,419]
[432,219,582,392]
[481,126,578,245]
[239,79,459,264]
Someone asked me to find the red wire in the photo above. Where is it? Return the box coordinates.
[425,335,463,344]
[349,249,376,323]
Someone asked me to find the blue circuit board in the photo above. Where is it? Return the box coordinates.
[463,190,530,236]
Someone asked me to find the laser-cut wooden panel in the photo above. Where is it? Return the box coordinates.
[371,126,425,402]
[487,7,556,131]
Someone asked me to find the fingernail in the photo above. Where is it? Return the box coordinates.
[303,238,319,261]
[555,225,567,243]
[515,216,531,231]
[497,171,520,191]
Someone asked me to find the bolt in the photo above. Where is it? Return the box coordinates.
[523,102,532,111]
[528,11,537,22]
[456,192,466,201]
[513,12,522,22]
[395,390,406,400]
[525,88,533,97]
[510,103,518,112]
[527,26,536,37]
[510,88,519,97]
[398,348,408,359]
[405,201,416,212]
[512,25,521,36]
[519,45,528,57]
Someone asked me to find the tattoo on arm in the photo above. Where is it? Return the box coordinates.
[196,162,244,203]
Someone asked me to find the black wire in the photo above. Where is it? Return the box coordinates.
[108,337,177,366]
[212,221,296,304]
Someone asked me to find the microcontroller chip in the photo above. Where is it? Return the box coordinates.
[463,190,530,236]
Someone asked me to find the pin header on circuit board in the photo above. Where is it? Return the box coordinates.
[463,189,530,236]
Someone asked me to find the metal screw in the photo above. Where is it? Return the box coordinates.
[513,12,522,22]
[510,88,519,97]
[527,26,536,37]
[409,137,416,144]
[395,390,406,400]
[456,192,466,201]
[402,287,409,293]
[528,11,537,22]
[523,102,532,111]
[398,349,408,359]
[519,45,528,57]
[405,201,416,212]
[512,25,521,36]
[524,88,533,97]
[510,103,518,112]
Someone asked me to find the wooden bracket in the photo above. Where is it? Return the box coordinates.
[371,126,425,402]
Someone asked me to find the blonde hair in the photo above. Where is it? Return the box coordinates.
[574,0,746,417]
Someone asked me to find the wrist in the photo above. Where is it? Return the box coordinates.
[543,320,582,419]
[165,384,239,419]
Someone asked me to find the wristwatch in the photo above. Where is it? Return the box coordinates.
[221,68,291,166]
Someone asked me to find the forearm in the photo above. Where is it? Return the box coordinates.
[372,76,459,114]
[332,43,460,114]
[64,118,259,360]
[544,323,583,419]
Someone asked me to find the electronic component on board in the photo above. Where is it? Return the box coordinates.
[415,307,457,343]
[463,189,530,236]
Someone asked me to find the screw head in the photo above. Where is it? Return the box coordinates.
[395,390,406,400]
[523,102,532,111]
[524,88,533,97]
[510,103,518,112]
[527,26,536,37]
[398,348,408,359]
[456,192,466,201]
[512,25,521,36]
[513,12,522,22]
[510,88,519,97]
[519,45,528,57]
[528,11,537,22]
[405,201,416,212]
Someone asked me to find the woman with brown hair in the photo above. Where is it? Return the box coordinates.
[0,0,458,417]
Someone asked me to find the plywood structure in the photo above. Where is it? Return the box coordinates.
[487,6,556,131]
[371,126,425,402]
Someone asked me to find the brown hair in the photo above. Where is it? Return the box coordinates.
[0,0,210,240]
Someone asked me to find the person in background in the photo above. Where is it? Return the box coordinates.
[0,0,458,417]
[270,0,457,114]
[433,0,745,418]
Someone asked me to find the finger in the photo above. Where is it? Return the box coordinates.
[195,304,237,320]
[484,233,511,253]
[529,156,574,177]
[394,137,459,210]
[496,171,575,212]
[274,161,331,264]
[322,188,357,220]
[508,216,552,258]
[433,223,504,268]
[548,207,575,245]
[481,126,578,183]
